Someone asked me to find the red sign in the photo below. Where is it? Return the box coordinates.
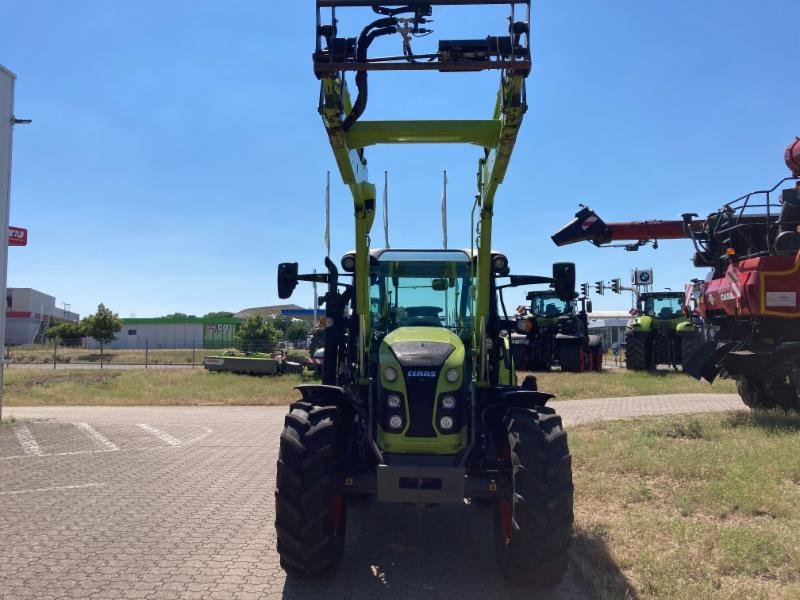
[8,226,27,246]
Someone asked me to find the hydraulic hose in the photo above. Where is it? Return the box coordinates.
[342,18,398,132]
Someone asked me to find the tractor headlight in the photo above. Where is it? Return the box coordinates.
[389,415,404,430]
[439,416,454,430]
[386,393,402,409]
[491,254,508,273]
[384,366,397,382]
[445,368,459,383]
[341,253,356,272]
[441,394,456,410]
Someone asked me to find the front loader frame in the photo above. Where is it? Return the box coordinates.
[314,0,532,386]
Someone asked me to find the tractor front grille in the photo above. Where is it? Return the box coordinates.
[403,368,439,438]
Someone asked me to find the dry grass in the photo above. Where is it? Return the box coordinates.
[2,368,736,407]
[526,369,736,399]
[2,369,316,406]
[569,411,800,599]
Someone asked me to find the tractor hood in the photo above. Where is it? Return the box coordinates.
[382,327,462,368]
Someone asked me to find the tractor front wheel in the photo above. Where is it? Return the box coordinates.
[494,407,574,586]
[275,402,346,577]
[625,333,651,371]
[736,377,776,411]
[558,343,582,372]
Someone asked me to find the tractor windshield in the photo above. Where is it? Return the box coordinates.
[529,293,570,317]
[370,250,472,337]
[642,295,684,319]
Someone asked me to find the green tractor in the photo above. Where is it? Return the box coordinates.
[625,291,704,371]
[275,1,573,585]
[511,290,602,372]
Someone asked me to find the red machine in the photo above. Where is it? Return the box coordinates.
[552,139,800,410]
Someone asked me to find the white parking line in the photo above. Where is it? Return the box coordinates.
[137,424,181,446]
[73,422,119,452]
[0,482,105,496]
[13,425,44,456]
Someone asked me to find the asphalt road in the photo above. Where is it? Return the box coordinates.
[1,394,743,600]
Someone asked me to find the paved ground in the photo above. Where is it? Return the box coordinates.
[1,394,743,600]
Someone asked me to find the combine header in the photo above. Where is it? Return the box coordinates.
[553,139,800,410]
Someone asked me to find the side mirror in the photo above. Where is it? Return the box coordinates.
[586,300,593,313]
[278,262,299,299]
[552,262,577,302]
[431,278,451,291]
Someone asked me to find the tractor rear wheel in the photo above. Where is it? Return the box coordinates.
[679,334,704,372]
[625,333,651,371]
[494,407,574,586]
[276,402,346,577]
[588,336,603,372]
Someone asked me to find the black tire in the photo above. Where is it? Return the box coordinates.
[275,401,346,577]
[590,345,603,372]
[625,333,651,371]
[679,333,703,372]
[736,377,777,410]
[558,343,581,373]
[494,407,574,586]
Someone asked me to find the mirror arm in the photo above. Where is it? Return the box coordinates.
[498,276,554,290]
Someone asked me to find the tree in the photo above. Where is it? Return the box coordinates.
[271,315,292,335]
[203,311,234,318]
[163,312,190,319]
[82,304,122,365]
[285,320,310,342]
[47,321,85,347]
[235,315,280,353]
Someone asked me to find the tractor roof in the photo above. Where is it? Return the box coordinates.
[369,248,471,262]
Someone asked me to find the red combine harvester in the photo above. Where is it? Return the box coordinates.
[552,139,800,410]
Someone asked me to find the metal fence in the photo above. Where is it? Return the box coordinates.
[5,338,310,369]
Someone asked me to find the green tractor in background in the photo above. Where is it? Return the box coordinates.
[511,290,603,372]
[625,291,704,371]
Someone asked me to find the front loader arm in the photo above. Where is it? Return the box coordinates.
[315,1,533,384]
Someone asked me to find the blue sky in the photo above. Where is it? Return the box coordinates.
[1,1,797,318]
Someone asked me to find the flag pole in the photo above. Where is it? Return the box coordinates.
[383,171,389,248]
[324,171,330,257]
[441,170,448,249]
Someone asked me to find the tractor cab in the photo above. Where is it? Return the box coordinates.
[527,291,572,320]
[367,249,473,455]
[368,249,472,340]
[638,292,685,321]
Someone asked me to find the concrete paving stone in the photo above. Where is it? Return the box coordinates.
[2,394,744,599]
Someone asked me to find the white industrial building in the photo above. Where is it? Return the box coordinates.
[86,316,240,350]
[587,311,631,346]
[5,287,79,345]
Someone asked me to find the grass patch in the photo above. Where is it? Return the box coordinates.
[3,369,318,406]
[3,368,737,407]
[527,369,736,399]
[570,411,800,599]
[0,415,16,427]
